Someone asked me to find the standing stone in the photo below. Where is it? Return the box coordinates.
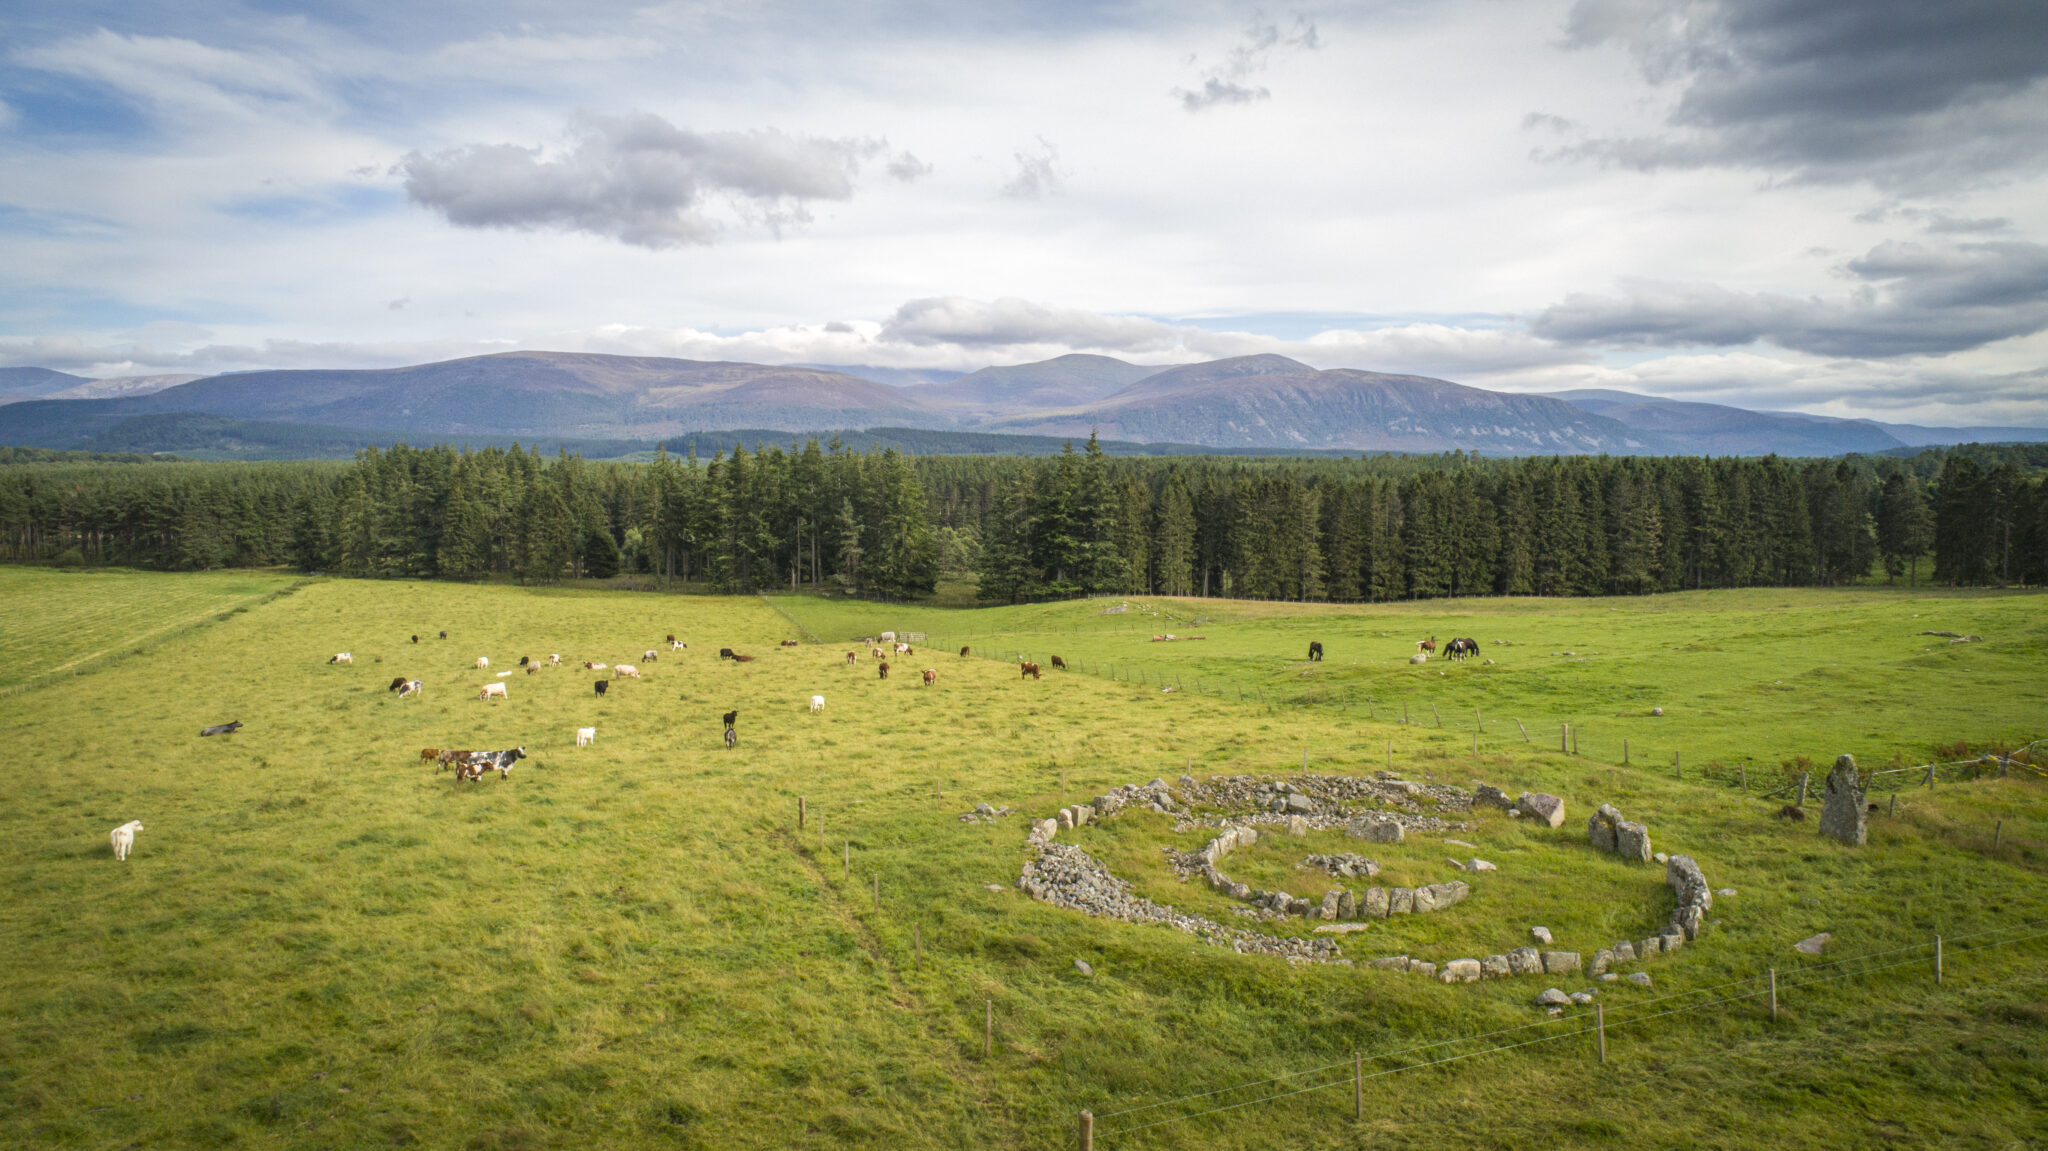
[1432,881,1471,909]
[1412,885,1440,914]
[1517,792,1567,828]
[1057,809,1074,830]
[1591,949,1614,977]
[1337,889,1358,918]
[1615,820,1653,862]
[1389,888,1415,915]
[1506,946,1542,975]
[1474,784,1514,810]
[1587,804,1620,851]
[1659,933,1684,953]
[1362,887,1390,918]
[1531,926,1554,945]
[1612,941,1636,963]
[1287,815,1309,837]
[1541,951,1581,975]
[1238,828,1258,847]
[1638,937,1661,958]
[1818,754,1868,846]
[1320,889,1343,920]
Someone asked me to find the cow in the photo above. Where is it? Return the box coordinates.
[110,820,143,861]
[1308,641,1323,662]
[411,635,419,644]
[895,642,910,655]
[438,630,447,639]
[594,680,608,696]
[643,650,659,662]
[871,647,886,660]
[1415,636,1436,655]
[575,726,596,747]
[435,749,473,772]
[518,655,530,666]
[527,664,540,675]
[719,648,736,660]
[388,676,409,692]
[613,664,641,678]
[878,661,890,680]
[846,651,858,665]
[1050,655,1066,670]
[329,653,352,665]
[585,662,608,671]
[398,679,422,698]
[475,656,490,670]
[479,682,507,700]
[671,641,686,651]
[199,721,243,737]
[483,748,527,777]
[921,668,937,687]
[722,709,739,729]
[421,748,441,762]
[960,646,970,657]
[549,654,562,666]
[810,695,825,712]
[781,640,799,647]
[1020,661,1041,680]
[880,631,896,643]
[724,727,737,750]
[731,654,756,663]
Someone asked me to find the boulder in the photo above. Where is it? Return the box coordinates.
[1535,988,1571,1007]
[1337,889,1357,918]
[1406,960,1437,977]
[1615,821,1652,862]
[1794,933,1830,955]
[1412,884,1441,914]
[1597,973,1618,983]
[1469,859,1498,872]
[1370,955,1410,970]
[1071,805,1091,826]
[975,802,995,815]
[1818,754,1868,846]
[1480,954,1511,979]
[1428,881,1470,909]
[1238,828,1259,847]
[1361,887,1390,918]
[1474,784,1515,810]
[1541,951,1581,975]
[1389,888,1415,915]
[1347,816,1404,844]
[1229,882,1253,900]
[1284,793,1315,815]
[1287,815,1309,837]
[1517,792,1567,828]
[1612,941,1636,963]
[1439,959,1482,984]
[1638,937,1661,957]
[1057,810,1074,830]
[1074,959,1094,976]
[1320,889,1343,920]
[1531,926,1554,945]
[1659,933,1684,953]
[1570,991,1595,1005]
[1587,804,1620,851]
[1591,949,1614,977]
[1506,946,1542,975]
[1627,972,1652,987]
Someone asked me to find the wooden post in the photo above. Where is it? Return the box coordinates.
[1386,741,1392,769]
[914,923,922,972]
[798,795,806,829]
[1561,723,1568,753]
[1079,1110,1094,1151]
[985,999,993,1058]
[873,874,880,912]
[1936,935,1943,984]
[1516,718,1529,742]
[1797,772,1809,808]
[1624,739,1630,765]
[1060,767,1067,795]
[1475,707,1481,730]
[1596,1003,1606,1063]
[1994,820,2003,849]
[1889,793,1896,818]
[1353,1050,1362,1120]
[1472,732,1478,756]
[1432,704,1441,727]
[1769,968,1777,1019]
[1303,748,1309,772]
[844,841,850,881]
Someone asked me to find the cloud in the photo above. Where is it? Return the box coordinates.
[998,138,1063,199]
[1532,239,2048,357]
[387,297,410,310]
[15,29,332,129]
[885,150,933,181]
[400,111,883,248]
[1176,14,1320,112]
[1552,0,2048,189]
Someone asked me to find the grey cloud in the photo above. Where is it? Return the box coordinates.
[1521,112,1577,134]
[885,150,933,181]
[881,297,1180,350]
[1177,13,1318,113]
[1555,0,2048,188]
[1532,239,2048,357]
[401,111,881,248]
[1180,79,1269,112]
[999,139,1063,199]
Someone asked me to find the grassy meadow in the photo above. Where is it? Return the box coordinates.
[1,571,2046,1149]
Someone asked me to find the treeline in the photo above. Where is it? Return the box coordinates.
[2,439,2044,597]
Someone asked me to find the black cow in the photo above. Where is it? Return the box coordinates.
[722,709,739,729]
[1308,641,1323,662]
[438,630,448,639]
[411,635,419,644]
[595,680,608,696]
[719,647,737,659]
[199,721,243,737]
[388,676,410,692]
[518,655,530,666]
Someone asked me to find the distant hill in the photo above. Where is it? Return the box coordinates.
[990,356,1653,454]
[1544,389,1907,456]
[47,373,203,400]
[0,367,90,404]
[903,354,1156,418]
[798,364,965,388]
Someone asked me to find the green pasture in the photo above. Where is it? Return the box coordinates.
[0,567,298,692]
[1,576,2045,1149]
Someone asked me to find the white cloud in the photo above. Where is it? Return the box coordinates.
[997,138,1063,199]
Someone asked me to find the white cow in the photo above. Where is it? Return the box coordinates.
[329,653,352,665]
[809,695,825,712]
[110,820,143,861]
[479,682,508,700]
[880,631,896,642]
[585,661,608,671]
[549,653,562,666]
[575,726,596,747]
[495,670,512,678]
[612,664,641,678]
[670,641,686,651]
[397,679,423,698]
[643,649,659,662]
[475,656,490,670]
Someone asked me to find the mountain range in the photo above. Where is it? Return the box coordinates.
[0,351,2041,459]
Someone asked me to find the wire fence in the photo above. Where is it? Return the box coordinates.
[1072,916,2048,1144]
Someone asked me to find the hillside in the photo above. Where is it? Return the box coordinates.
[0,366,89,404]
[1546,390,1907,456]
[902,353,1156,417]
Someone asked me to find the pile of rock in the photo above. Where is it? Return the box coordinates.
[1302,853,1380,879]
[1168,822,1467,921]
[1178,773,1472,818]
[960,802,1013,824]
[1586,803,1652,861]
[1018,843,1341,962]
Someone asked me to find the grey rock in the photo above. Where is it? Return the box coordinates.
[1587,804,1620,851]
[1535,987,1571,1006]
[1337,888,1357,919]
[1406,960,1437,977]
[1651,707,1664,716]
[1074,959,1093,976]
[1320,889,1343,920]
[1057,809,1075,830]
[1468,859,1498,872]
[1541,951,1581,975]
[1654,852,1669,864]
[1638,937,1661,957]
[1627,972,1652,987]
[1506,946,1542,975]
[1430,880,1470,909]
[1613,941,1637,963]
[1444,839,1478,849]
[1716,888,1738,897]
[1284,793,1315,815]
[1591,949,1614,976]
[1794,932,1831,955]
[1445,857,1467,870]
[1361,887,1389,918]
[1659,933,1684,953]
[1531,926,1554,945]
[1289,897,1313,917]
[1287,815,1309,837]
[1480,954,1511,978]
[1615,820,1653,862]
[1230,882,1253,900]
[1389,887,1415,915]
[1439,959,1482,983]
[1238,828,1259,847]
[1370,955,1410,970]
[1517,792,1566,828]
[1347,816,1404,844]
[1818,754,1868,846]
[975,802,995,815]
[1597,973,1619,983]
[1474,784,1515,810]
[1570,992,1594,1005]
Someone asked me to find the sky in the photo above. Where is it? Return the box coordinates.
[2,0,2046,425]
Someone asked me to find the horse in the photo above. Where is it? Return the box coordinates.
[1446,637,1478,660]
[1416,636,1437,654]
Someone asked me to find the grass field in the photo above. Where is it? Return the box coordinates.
[2,575,2046,1149]
[0,568,299,692]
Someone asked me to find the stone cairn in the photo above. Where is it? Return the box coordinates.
[1586,803,1653,862]
[1818,754,1867,846]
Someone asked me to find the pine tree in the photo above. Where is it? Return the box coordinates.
[1153,472,1196,596]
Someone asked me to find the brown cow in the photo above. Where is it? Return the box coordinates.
[846,651,858,665]
[1020,661,1041,680]
[781,639,799,647]
[420,748,441,762]
[959,646,970,657]
[878,661,890,680]
[921,668,937,686]
[1050,655,1066,670]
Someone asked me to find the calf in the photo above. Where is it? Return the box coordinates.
[1050,655,1066,670]
[549,653,562,666]
[810,695,825,713]
[397,679,422,698]
[479,682,508,700]
[199,720,243,737]
[921,668,937,687]
[781,640,799,647]
[421,747,441,762]
[878,661,890,680]
[670,641,686,651]
[1308,640,1323,662]
[731,654,756,663]
[411,635,419,644]
[666,634,677,643]
[575,726,596,747]
[585,661,608,671]
[110,820,143,861]
[846,651,858,665]
[722,709,739,729]
[388,676,409,692]
[612,664,641,679]
[438,630,448,639]
[594,680,608,696]
[329,653,352,665]
[1020,661,1041,680]
[475,656,490,670]
[436,749,473,772]
[723,727,737,750]
[519,655,530,666]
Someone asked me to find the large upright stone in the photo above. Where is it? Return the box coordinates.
[1818,754,1868,846]
[1517,792,1567,828]
[1361,886,1390,918]
[1389,887,1416,915]
[1587,803,1620,851]
[1615,820,1653,862]
[1347,816,1404,844]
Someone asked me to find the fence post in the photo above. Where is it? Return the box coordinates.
[798,795,806,829]
[1936,935,1943,985]
[1517,718,1529,743]
[1432,704,1441,727]
[1624,739,1630,765]
[1386,741,1393,770]
[1994,820,2003,849]
[1675,750,1680,780]
[1354,1050,1363,1119]
[1561,724,1569,753]
[1079,1110,1094,1151]
[1404,702,1410,724]
[1472,732,1478,757]
[1797,772,1809,808]
[1571,728,1578,756]
[1769,968,1777,1019]
[985,999,993,1058]
[1303,749,1308,772]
